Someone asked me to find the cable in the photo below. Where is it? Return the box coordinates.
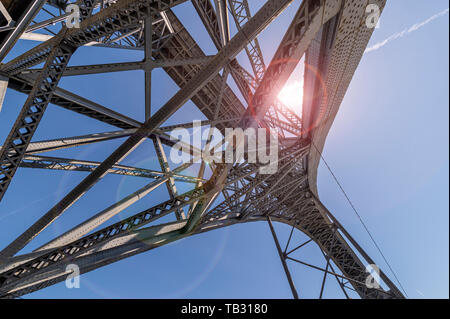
[311,141,409,298]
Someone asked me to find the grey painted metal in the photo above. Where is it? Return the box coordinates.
[0,0,405,300]
[0,0,99,201]
[0,36,77,201]
[0,0,45,62]
[0,0,295,259]
[36,162,192,251]
[25,12,71,33]
[0,129,137,155]
[228,0,265,82]
[152,136,186,220]
[0,0,188,75]
[19,155,200,183]
[214,0,230,46]
[226,0,304,138]
[267,216,299,299]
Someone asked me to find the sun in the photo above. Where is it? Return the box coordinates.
[277,80,303,114]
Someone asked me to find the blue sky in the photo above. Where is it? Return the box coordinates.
[0,0,448,298]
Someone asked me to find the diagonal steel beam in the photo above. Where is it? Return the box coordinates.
[152,136,186,220]
[0,219,189,297]
[228,0,265,82]
[0,0,45,62]
[0,37,77,202]
[35,161,192,251]
[0,0,188,75]
[214,0,230,46]
[241,0,341,127]
[198,0,342,233]
[0,0,292,258]
[0,151,267,292]
[19,155,201,183]
[267,216,299,299]
[18,57,216,77]
[0,129,137,155]
[0,0,101,201]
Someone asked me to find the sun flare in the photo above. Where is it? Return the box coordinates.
[277,80,303,114]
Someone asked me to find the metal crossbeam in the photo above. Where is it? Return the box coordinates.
[0,0,46,62]
[1,130,136,155]
[0,0,405,300]
[0,0,296,259]
[20,155,200,183]
[0,0,99,201]
[0,39,77,201]
[228,0,265,82]
[0,0,188,75]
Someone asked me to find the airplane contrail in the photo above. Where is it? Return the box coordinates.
[365,8,449,53]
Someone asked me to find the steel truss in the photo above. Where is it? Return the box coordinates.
[0,0,404,299]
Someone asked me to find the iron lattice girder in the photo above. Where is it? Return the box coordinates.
[5,9,245,135]
[156,9,245,125]
[0,0,46,62]
[228,0,266,82]
[20,155,200,183]
[1,129,137,155]
[0,0,101,202]
[181,0,343,240]
[191,0,403,299]
[0,0,190,256]
[0,0,405,300]
[0,150,281,293]
[0,40,76,201]
[0,0,189,75]
[6,73,203,157]
[191,0,299,139]
[0,0,296,260]
[205,0,342,226]
[242,0,341,126]
[178,0,337,234]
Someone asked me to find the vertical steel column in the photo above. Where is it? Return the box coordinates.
[267,216,299,299]
[319,253,331,299]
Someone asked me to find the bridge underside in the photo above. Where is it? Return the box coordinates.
[0,0,403,299]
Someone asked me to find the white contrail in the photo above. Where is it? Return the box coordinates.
[365,8,449,53]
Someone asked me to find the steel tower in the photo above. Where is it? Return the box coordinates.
[0,0,404,298]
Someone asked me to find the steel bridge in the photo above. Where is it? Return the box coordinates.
[0,0,404,298]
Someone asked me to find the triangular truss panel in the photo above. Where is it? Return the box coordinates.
[0,0,404,299]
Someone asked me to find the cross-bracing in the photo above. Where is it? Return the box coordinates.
[0,0,404,299]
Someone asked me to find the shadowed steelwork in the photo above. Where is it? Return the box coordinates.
[0,0,403,299]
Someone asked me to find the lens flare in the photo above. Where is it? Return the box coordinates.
[277,80,304,114]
